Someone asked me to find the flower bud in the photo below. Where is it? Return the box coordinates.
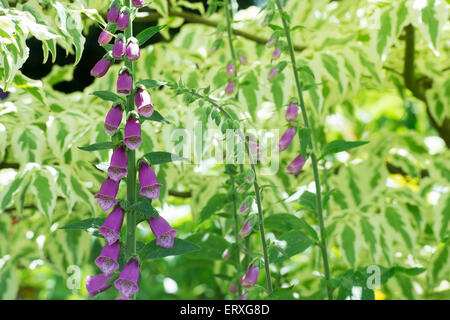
[126,37,140,61]
[268,66,279,80]
[135,87,154,117]
[112,36,126,60]
[278,126,296,152]
[139,162,163,199]
[107,5,120,23]
[225,81,235,95]
[266,36,276,48]
[114,258,140,297]
[240,265,259,288]
[239,220,253,240]
[222,249,230,260]
[117,68,132,96]
[98,29,113,45]
[104,104,123,135]
[124,116,142,150]
[285,102,298,122]
[90,57,111,78]
[132,0,145,8]
[149,216,178,248]
[286,154,305,175]
[239,54,248,65]
[226,64,236,77]
[117,8,129,31]
[272,47,281,60]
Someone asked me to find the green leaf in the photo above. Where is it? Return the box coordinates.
[0,264,19,299]
[199,193,228,223]
[184,232,229,260]
[341,225,357,268]
[139,238,200,260]
[143,151,188,165]
[90,91,126,103]
[141,110,170,123]
[135,79,168,89]
[320,139,368,159]
[31,167,57,222]
[428,241,450,287]
[264,214,318,241]
[269,230,313,263]
[126,198,158,224]
[79,142,113,151]
[136,25,167,46]
[11,125,46,166]
[60,218,106,230]
[298,191,316,213]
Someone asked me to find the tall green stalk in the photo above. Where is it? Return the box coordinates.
[274,0,333,300]
[228,169,242,294]
[124,0,136,259]
[223,0,273,294]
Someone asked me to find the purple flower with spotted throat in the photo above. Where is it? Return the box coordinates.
[114,258,140,297]
[108,145,128,181]
[149,216,178,248]
[124,115,142,150]
[99,205,124,246]
[95,241,120,275]
[139,162,162,199]
[94,178,119,212]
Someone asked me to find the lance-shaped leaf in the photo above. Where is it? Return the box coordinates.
[142,151,188,165]
[125,197,158,224]
[268,230,314,263]
[199,193,228,223]
[140,110,169,123]
[136,25,166,46]
[139,238,200,260]
[320,139,368,159]
[60,218,106,231]
[90,91,126,103]
[79,142,113,151]
[135,79,167,89]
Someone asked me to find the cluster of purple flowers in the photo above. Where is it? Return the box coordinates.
[86,0,177,300]
[277,102,306,175]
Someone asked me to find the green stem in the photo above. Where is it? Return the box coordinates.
[125,0,136,260]
[186,90,273,294]
[224,0,237,62]
[275,0,332,300]
[229,170,242,294]
[223,0,272,294]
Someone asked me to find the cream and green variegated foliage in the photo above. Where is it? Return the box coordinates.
[0,0,449,299]
[0,0,106,88]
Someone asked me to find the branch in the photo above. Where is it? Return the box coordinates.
[403,24,450,148]
[136,8,307,51]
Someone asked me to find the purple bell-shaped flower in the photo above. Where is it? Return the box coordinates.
[123,116,142,150]
[99,205,124,245]
[139,162,163,199]
[114,258,140,297]
[94,178,120,212]
[108,145,128,181]
[95,241,120,275]
[149,216,178,248]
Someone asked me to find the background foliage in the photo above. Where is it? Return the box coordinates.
[0,0,449,300]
